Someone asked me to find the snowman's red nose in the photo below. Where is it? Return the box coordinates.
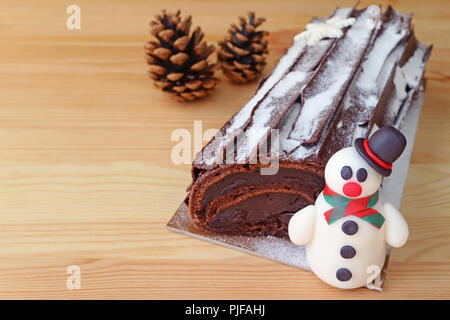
[343,182,362,197]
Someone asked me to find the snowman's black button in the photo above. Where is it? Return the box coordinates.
[340,245,356,259]
[336,268,352,281]
[342,220,358,235]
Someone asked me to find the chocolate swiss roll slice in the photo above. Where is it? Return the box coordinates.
[188,5,432,237]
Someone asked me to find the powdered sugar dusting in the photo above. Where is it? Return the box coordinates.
[279,102,302,155]
[357,13,409,92]
[393,66,408,100]
[392,44,428,127]
[196,39,307,166]
[289,143,321,160]
[231,7,354,163]
[396,45,426,91]
[196,6,428,167]
[252,236,311,270]
[199,39,308,167]
[235,71,308,162]
[229,41,306,132]
[294,39,334,71]
[292,76,344,142]
[196,7,353,167]
[289,7,379,146]
[318,9,412,149]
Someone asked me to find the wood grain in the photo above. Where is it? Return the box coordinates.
[0,0,448,299]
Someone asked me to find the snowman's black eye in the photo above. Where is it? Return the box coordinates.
[357,168,368,182]
[341,166,352,180]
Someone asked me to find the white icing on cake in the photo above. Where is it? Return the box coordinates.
[294,16,356,46]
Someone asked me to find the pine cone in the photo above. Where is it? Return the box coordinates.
[145,10,218,102]
[218,12,269,84]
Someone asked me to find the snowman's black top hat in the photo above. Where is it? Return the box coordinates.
[355,125,407,177]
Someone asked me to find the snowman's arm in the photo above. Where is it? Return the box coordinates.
[383,202,409,248]
[288,205,316,246]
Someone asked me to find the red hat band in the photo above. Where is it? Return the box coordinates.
[363,139,393,170]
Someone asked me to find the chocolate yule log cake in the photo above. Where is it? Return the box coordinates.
[187,5,431,237]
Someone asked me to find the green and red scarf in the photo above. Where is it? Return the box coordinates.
[323,184,385,229]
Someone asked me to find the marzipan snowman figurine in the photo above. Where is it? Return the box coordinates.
[288,126,409,289]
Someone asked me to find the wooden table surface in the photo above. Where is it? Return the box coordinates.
[0,0,448,299]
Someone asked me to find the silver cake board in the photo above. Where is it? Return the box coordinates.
[166,92,425,291]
